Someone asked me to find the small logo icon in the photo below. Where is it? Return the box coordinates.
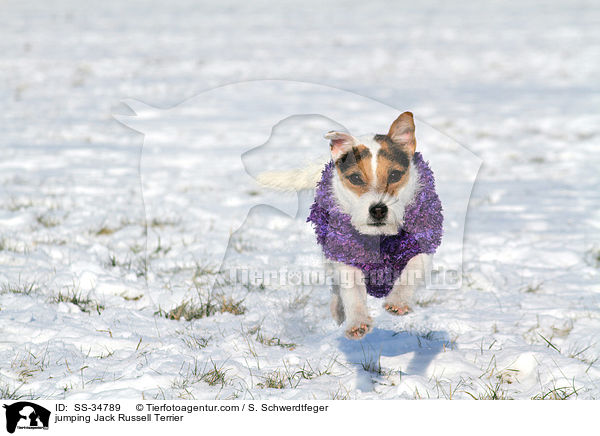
[3,402,50,434]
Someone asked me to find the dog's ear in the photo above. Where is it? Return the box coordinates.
[388,112,416,153]
[325,131,358,160]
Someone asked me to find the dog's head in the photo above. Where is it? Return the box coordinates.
[327,112,419,235]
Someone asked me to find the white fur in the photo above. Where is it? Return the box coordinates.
[329,261,373,338]
[255,158,328,191]
[384,253,432,309]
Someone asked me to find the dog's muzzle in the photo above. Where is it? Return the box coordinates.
[368,202,388,225]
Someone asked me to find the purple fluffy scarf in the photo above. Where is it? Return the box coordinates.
[307,152,443,298]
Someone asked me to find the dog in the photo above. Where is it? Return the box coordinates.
[258,113,443,339]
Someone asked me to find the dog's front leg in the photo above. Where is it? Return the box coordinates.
[384,253,431,315]
[331,262,373,339]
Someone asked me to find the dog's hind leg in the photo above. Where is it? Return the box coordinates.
[384,253,431,315]
[328,263,345,324]
[330,287,345,325]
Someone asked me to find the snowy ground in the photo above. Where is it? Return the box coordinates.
[1,0,600,400]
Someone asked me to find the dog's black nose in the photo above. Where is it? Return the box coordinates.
[369,203,388,220]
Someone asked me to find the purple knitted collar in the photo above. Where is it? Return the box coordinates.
[307,152,443,298]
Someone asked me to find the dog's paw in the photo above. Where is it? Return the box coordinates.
[384,303,411,316]
[345,320,373,340]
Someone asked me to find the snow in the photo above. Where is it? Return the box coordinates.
[1,0,600,400]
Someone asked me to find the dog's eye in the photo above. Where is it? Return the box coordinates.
[388,170,404,183]
[348,173,364,185]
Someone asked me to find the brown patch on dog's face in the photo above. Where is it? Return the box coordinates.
[368,112,417,195]
[334,145,373,196]
[374,134,413,196]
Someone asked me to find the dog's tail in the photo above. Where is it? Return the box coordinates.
[256,158,328,191]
